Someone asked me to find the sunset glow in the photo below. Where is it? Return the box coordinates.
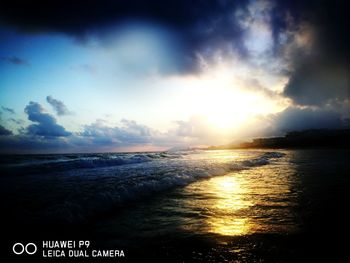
[0,0,348,153]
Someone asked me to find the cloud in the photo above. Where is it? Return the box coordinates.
[0,0,250,74]
[80,119,153,147]
[283,60,349,106]
[0,0,243,36]
[0,135,71,154]
[166,115,234,146]
[0,117,156,153]
[236,0,274,57]
[269,106,344,134]
[46,96,71,116]
[1,0,350,81]
[1,106,15,114]
[0,109,228,152]
[230,105,347,140]
[275,0,350,106]
[2,0,350,154]
[24,101,71,137]
[174,116,214,139]
[1,56,29,66]
[1,106,346,153]
[76,116,230,151]
[8,118,24,125]
[0,125,12,136]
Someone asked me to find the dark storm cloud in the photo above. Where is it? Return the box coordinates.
[0,0,249,73]
[1,56,29,66]
[0,0,245,35]
[284,61,349,106]
[271,107,344,133]
[1,0,349,85]
[276,0,350,106]
[0,125,12,136]
[1,106,15,114]
[46,96,71,116]
[25,101,71,137]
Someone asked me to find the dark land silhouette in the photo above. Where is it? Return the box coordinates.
[208,129,350,150]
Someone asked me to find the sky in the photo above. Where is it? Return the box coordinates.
[0,0,349,153]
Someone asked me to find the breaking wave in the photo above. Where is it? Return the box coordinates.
[0,151,185,175]
[1,150,286,223]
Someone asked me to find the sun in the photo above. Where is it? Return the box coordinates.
[204,87,257,129]
[161,57,288,133]
[178,71,278,130]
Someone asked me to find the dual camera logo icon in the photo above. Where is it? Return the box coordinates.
[12,243,37,255]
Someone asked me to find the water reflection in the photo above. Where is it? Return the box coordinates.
[206,176,253,235]
[182,153,298,236]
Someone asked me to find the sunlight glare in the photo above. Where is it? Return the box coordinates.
[166,59,288,131]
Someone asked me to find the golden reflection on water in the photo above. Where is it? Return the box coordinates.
[182,151,297,236]
[205,176,253,236]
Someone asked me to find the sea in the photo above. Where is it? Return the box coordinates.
[1,149,349,262]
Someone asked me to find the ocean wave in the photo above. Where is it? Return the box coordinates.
[33,151,286,223]
[242,151,286,167]
[1,150,286,224]
[261,152,286,159]
[0,151,186,175]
